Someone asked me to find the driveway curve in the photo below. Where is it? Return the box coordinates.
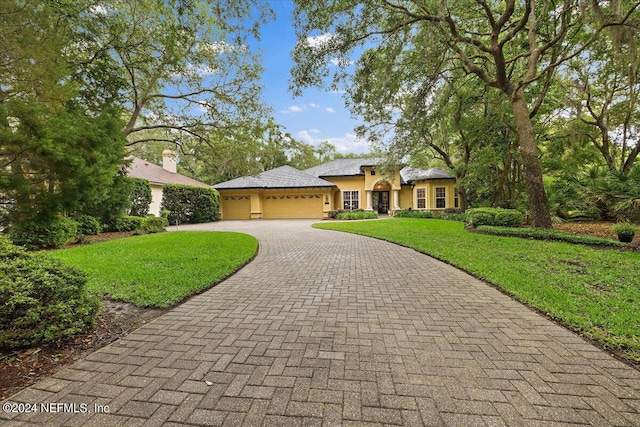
[2,220,640,426]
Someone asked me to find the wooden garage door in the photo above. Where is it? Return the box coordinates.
[221,195,250,220]
[262,194,323,219]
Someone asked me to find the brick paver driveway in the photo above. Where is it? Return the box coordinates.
[3,220,640,426]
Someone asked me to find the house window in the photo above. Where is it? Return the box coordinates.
[454,189,459,208]
[435,187,446,208]
[343,191,359,210]
[416,188,426,209]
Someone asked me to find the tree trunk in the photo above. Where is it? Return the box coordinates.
[510,89,552,228]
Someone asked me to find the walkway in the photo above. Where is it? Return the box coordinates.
[2,220,640,426]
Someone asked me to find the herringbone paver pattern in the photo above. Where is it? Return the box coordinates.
[2,220,639,426]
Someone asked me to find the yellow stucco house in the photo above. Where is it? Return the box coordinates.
[214,158,458,220]
[126,151,211,216]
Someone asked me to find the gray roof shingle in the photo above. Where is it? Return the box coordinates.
[303,158,382,178]
[399,167,454,183]
[213,165,336,190]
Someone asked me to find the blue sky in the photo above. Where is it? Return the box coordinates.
[254,1,370,154]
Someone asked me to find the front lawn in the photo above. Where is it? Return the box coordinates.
[314,218,640,363]
[50,231,258,308]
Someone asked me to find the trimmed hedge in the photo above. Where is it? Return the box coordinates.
[466,207,524,227]
[393,210,467,221]
[161,184,220,225]
[141,216,168,234]
[336,211,378,220]
[10,215,78,249]
[0,235,100,348]
[129,178,152,217]
[74,215,102,236]
[104,215,145,232]
[475,225,625,247]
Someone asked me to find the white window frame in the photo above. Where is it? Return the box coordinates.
[416,187,426,209]
[435,187,446,209]
[454,189,459,209]
[342,190,360,210]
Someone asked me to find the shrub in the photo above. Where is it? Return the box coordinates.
[336,211,378,220]
[10,215,78,249]
[0,235,100,348]
[327,210,339,219]
[612,222,637,236]
[161,184,220,225]
[466,208,524,228]
[107,215,145,232]
[474,226,624,247]
[394,210,434,218]
[142,216,168,234]
[129,178,152,217]
[73,215,102,236]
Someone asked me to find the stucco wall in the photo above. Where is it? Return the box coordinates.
[149,184,164,217]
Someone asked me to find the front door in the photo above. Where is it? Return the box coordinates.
[372,191,389,214]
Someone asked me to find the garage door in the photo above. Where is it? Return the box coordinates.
[221,195,250,220]
[262,194,323,219]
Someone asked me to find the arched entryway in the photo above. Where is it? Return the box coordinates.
[372,181,391,214]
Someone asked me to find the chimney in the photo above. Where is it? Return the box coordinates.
[162,150,177,173]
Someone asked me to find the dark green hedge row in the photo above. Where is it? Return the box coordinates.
[475,226,624,247]
[336,211,378,220]
[466,207,524,227]
[129,178,152,217]
[393,209,466,221]
[161,184,220,225]
[0,235,100,348]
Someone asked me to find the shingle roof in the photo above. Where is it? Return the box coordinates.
[126,157,210,188]
[303,158,383,177]
[213,165,337,190]
[400,167,454,183]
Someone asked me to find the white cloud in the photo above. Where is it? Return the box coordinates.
[296,130,370,154]
[281,103,321,114]
[306,33,335,48]
[325,107,336,113]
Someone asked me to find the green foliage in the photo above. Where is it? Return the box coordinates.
[128,178,152,217]
[51,232,258,308]
[336,211,378,220]
[141,216,168,234]
[0,235,100,348]
[73,215,102,236]
[475,226,624,247]
[394,210,434,219]
[9,215,78,250]
[105,216,144,233]
[314,219,640,362]
[0,100,126,224]
[466,208,524,228]
[612,222,637,236]
[161,184,220,225]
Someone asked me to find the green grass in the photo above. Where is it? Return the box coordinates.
[49,232,258,308]
[314,218,640,363]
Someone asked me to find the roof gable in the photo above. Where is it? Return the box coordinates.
[126,157,210,188]
[303,158,382,178]
[214,165,336,190]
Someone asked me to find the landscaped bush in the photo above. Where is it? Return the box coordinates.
[474,225,624,247]
[466,207,524,227]
[128,178,152,217]
[394,210,434,218]
[161,184,220,225]
[0,235,100,348]
[73,215,102,236]
[336,211,378,220]
[9,215,78,249]
[141,216,168,234]
[106,215,145,232]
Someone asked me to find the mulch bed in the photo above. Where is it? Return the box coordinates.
[0,300,166,400]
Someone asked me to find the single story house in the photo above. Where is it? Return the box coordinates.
[214,158,458,220]
[126,150,210,216]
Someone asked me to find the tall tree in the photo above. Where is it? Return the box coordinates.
[72,0,274,147]
[291,0,640,227]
